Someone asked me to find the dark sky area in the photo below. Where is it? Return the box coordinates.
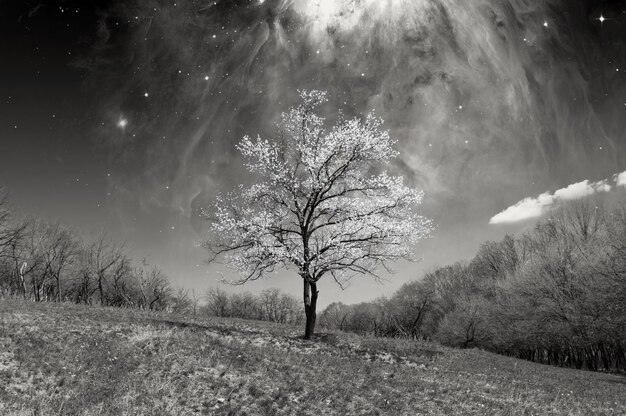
[1,0,626,306]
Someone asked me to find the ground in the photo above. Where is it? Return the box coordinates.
[0,300,624,415]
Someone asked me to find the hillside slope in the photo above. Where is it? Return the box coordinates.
[0,300,624,415]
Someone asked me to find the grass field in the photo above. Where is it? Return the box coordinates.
[0,300,624,415]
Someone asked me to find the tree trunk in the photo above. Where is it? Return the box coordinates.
[32,277,39,302]
[303,279,318,340]
[98,274,104,305]
[19,262,27,300]
[56,274,62,302]
[410,308,424,340]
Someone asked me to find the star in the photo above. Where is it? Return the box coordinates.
[117,117,128,129]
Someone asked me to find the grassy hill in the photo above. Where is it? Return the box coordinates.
[0,300,624,415]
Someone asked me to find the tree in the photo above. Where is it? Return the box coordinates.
[0,189,17,259]
[258,288,301,324]
[39,222,79,302]
[190,289,201,316]
[0,190,29,297]
[229,291,258,319]
[204,90,432,339]
[0,192,29,298]
[140,267,171,311]
[435,296,490,349]
[386,280,437,339]
[170,287,192,314]
[204,286,230,317]
[258,288,282,322]
[319,302,351,331]
[19,218,46,301]
[107,254,134,307]
[84,233,126,305]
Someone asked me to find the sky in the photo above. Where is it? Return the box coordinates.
[1,0,626,307]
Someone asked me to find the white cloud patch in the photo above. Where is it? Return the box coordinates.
[616,172,626,188]
[489,174,622,225]
[489,192,554,224]
[553,179,610,200]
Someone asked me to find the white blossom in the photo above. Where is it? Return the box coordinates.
[204,90,432,286]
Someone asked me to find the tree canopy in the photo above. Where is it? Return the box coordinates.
[204,90,431,338]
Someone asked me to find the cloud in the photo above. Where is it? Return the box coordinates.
[489,174,621,225]
[489,192,554,225]
[553,179,610,200]
[616,172,626,188]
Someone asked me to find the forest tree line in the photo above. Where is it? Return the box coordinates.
[319,198,626,372]
[3,187,625,371]
[0,189,301,324]
[203,286,303,324]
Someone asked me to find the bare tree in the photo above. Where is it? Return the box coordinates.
[204,286,230,317]
[86,233,126,305]
[75,247,96,304]
[229,291,258,319]
[319,302,351,331]
[386,280,436,339]
[190,289,201,316]
[0,191,29,297]
[1,227,28,298]
[436,296,489,349]
[18,218,46,301]
[171,287,192,314]
[256,288,300,324]
[0,189,19,260]
[258,288,281,322]
[204,90,431,339]
[140,267,171,311]
[107,255,134,307]
[40,222,79,302]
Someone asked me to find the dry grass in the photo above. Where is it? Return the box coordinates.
[0,300,624,415]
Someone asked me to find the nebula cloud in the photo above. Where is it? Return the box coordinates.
[81,0,625,234]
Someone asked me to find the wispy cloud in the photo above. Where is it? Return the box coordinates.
[489,174,621,225]
[80,0,622,223]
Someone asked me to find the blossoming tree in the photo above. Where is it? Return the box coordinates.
[204,90,432,339]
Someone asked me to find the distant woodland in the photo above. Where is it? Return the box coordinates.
[0,189,302,325]
[319,198,626,372]
[1,188,625,372]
